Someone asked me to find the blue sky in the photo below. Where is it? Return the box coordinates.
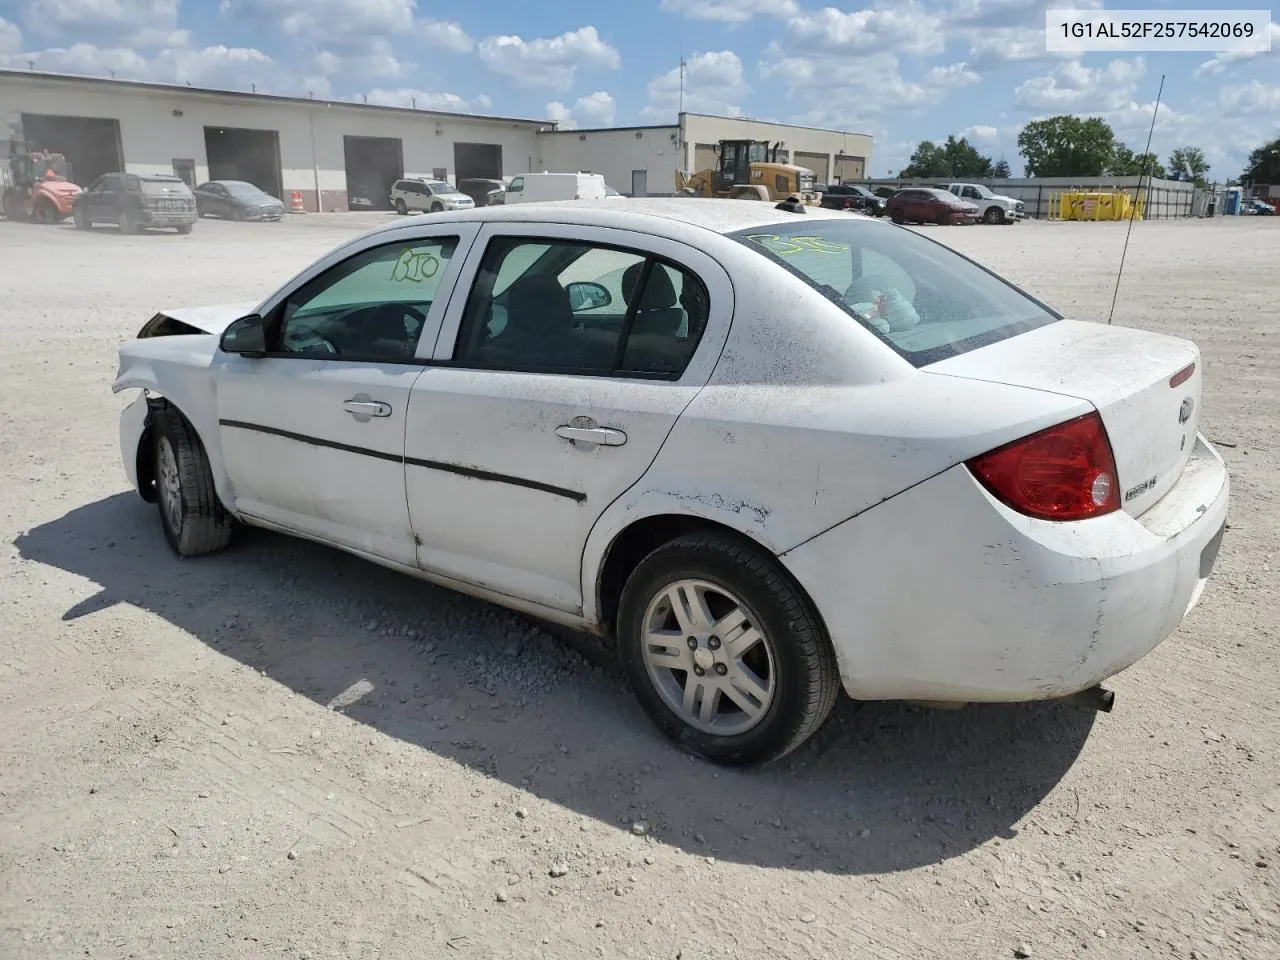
[1,0,1277,178]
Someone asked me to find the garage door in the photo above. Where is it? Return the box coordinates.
[20,113,123,186]
[834,155,866,182]
[794,151,830,183]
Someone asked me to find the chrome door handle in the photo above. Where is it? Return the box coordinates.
[343,399,392,418]
[556,425,627,446]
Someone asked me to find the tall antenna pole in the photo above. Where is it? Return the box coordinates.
[1107,73,1165,325]
[678,47,686,116]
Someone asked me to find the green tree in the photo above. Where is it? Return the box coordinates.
[899,140,950,178]
[1016,115,1117,177]
[942,135,994,178]
[900,135,994,179]
[992,158,1011,178]
[1110,144,1167,179]
[1168,145,1209,186]
[1242,136,1280,183]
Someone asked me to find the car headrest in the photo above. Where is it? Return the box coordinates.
[622,262,678,311]
[505,274,573,335]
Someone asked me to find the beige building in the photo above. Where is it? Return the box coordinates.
[538,112,874,196]
[2,70,874,206]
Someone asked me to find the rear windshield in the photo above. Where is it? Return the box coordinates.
[730,219,1060,366]
[140,178,188,194]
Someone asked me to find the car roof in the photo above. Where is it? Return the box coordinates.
[359,197,863,239]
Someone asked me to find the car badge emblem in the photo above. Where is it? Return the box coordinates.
[1178,396,1195,424]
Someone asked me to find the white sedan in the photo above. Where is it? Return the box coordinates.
[113,198,1229,765]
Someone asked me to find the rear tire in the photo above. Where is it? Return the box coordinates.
[152,407,233,557]
[34,201,56,224]
[616,531,841,766]
[176,223,193,235]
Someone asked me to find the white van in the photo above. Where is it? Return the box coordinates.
[503,172,610,204]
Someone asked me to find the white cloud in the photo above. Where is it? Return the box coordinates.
[546,90,615,129]
[1013,57,1147,112]
[0,37,293,93]
[642,49,746,120]
[420,19,473,53]
[784,3,947,56]
[923,61,981,87]
[20,0,186,47]
[1195,22,1279,77]
[659,0,797,24]
[218,0,414,41]
[364,88,495,115]
[312,37,405,78]
[477,25,619,93]
[0,17,23,53]
[959,124,1000,141]
[1214,81,1280,119]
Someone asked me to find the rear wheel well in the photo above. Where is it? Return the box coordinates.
[597,515,787,636]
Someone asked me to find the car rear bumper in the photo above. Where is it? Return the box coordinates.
[781,433,1230,703]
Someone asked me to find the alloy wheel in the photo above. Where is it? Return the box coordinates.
[640,578,776,736]
[157,436,184,534]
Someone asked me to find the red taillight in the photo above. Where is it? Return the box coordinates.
[1169,362,1195,388]
[966,412,1121,521]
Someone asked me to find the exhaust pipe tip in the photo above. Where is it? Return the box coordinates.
[1066,685,1115,713]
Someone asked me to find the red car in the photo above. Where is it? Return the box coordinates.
[885,188,980,225]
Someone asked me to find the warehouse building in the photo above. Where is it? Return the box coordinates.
[538,114,873,197]
[1,70,874,207]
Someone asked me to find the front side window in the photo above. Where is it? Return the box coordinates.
[506,177,524,193]
[731,220,1059,367]
[274,236,459,361]
[452,237,709,378]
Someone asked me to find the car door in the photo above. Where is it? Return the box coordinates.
[90,174,121,221]
[402,222,733,614]
[213,223,480,565]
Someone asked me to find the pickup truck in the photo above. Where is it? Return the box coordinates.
[941,183,1025,224]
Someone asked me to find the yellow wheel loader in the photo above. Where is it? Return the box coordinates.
[674,140,823,206]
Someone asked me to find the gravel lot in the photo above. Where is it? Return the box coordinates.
[2,211,1277,960]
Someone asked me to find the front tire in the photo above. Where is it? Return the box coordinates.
[983,206,1005,225]
[430,201,443,213]
[118,211,138,234]
[176,223,192,235]
[152,408,233,557]
[395,198,408,215]
[616,532,840,766]
[890,210,905,224]
[74,207,91,229]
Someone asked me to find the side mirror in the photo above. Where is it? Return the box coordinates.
[220,314,267,357]
[567,281,612,312]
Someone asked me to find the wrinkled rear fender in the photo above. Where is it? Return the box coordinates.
[113,341,235,513]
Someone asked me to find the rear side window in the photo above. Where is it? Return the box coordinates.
[730,220,1059,367]
[452,237,708,378]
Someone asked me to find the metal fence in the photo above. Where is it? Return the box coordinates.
[857,176,1203,219]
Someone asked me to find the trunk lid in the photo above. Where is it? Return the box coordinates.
[925,319,1201,518]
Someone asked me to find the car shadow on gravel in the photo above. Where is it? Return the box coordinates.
[17,493,1096,876]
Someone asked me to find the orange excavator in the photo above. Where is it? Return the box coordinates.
[1,148,83,223]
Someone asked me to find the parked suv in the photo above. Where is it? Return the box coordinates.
[73,173,197,234]
[819,183,886,216]
[389,178,476,215]
[884,188,980,225]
